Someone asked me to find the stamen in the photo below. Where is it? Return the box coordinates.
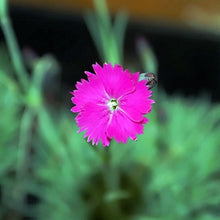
[108,99,118,111]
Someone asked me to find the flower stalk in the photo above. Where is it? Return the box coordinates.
[0,0,29,91]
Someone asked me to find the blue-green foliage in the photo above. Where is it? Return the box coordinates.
[32,95,220,220]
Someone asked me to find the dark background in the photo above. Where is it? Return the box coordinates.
[2,6,220,101]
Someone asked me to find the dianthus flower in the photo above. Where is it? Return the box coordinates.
[71,63,154,147]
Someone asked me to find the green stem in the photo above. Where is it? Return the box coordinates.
[102,146,122,219]
[92,0,121,64]
[0,15,29,91]
[16,108,35,177]
[15,108,35,213]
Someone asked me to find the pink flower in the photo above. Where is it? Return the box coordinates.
[71,63,154,147]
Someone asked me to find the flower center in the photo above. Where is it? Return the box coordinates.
[108,99,119,111]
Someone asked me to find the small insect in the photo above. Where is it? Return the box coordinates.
[139,72,158,89]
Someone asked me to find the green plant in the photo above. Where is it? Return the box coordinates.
[0,0,219,219]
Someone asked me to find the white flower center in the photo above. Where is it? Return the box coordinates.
[108,99,119,111]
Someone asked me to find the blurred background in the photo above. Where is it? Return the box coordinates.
[8,0,220,100]
[0,0,220,219]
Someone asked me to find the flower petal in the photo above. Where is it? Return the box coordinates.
[106,110,147,144]
[71,76,108,113]
[119,80,154,122]
[75,102,111,146]
[92,63,137,99]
